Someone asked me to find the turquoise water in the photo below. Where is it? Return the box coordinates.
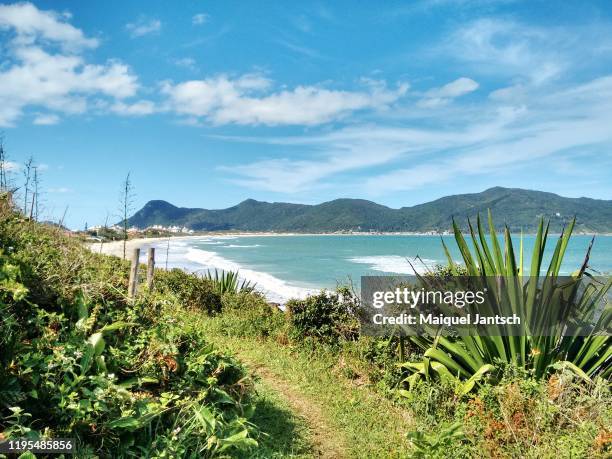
[159,234,612,301]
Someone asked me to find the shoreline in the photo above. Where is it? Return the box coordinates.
[88,236,317,303]
[88,231,612,240]
[88,232,612,303]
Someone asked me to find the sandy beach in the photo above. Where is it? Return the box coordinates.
[90,236,195,258]
[89,232,445,258]
[88,235,317,302]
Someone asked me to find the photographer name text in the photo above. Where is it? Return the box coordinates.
[371,313,521,326]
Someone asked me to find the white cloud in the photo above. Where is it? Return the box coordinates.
[221,18,602,196]
[48,187,72,193]
[0,3,139,126]
[126,18,161,38]
[366,113,612,193]
[162,75,408,126]
[192,13,208,25]
[221,120,497,193]
[488,83,526,101]
[277,40,325,59]
[365,76,612,192]
[4,161,20,172]
[221,74,612,195]
[0,2,97,50]
[0,47,138,125]
[225,147,402,193]
[434,77,479,98]
[173,57,197,70]
[33,113,60,125]
[418,77,479,107]
[111,100,156,116]
[446,18,566,84]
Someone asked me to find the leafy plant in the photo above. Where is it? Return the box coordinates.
[204,268,256,295]
[286,287,360,344]
[406,422,465,458]
[158,268,222,313]
[404,211,611,390]
[217,291,286,339]
[0,202,259,457]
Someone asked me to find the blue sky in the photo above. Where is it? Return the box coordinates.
[1,1,611,229]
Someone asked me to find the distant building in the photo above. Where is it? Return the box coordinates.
[143,224,194,234]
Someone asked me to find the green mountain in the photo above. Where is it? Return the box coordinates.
[127,187,612,233]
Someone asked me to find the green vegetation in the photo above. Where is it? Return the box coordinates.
[285,288,360,344]
[1,199,610,458]
[404,212,611,390]
[203,269,256,295]
[197,282,611,458]
[159,268,223,314]
[0,204,259,457]
[199,315,412,458]
[237,381,313,459]
[128,187,612,233]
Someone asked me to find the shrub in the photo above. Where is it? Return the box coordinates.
[406,422,466,458]
[218,291,286,339]
[397,364,611,458]
[157,268,222,314]
[462,367,611,458]
[338,336,414,392]
[286,286,360,344]
[0,206,258,456]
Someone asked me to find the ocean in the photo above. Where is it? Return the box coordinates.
[138,234,612,303]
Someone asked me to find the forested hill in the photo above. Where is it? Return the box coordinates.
[126,187,612,233]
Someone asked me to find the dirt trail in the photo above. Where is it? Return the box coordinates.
[245,360,349,459]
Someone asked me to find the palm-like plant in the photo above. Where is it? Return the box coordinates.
[403,211,611,392]
[203,268,255,295]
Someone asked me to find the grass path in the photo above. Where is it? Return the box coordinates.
[247,360,349,458]
[240,377,316,458]
[205,332,414,458]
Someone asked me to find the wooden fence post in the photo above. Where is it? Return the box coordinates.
[147,247,155,290]
[128,248,140,298]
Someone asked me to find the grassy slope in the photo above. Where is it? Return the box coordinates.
[198,318,414,458]
[239,379,314,459]
[195,287,611,458]
[4,205,609,458]
[2,207,410,458]
[0,210,274,457]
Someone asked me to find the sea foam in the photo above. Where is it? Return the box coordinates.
[349,255,438,274]
[133,238,313,303]
[184,248,313,303]
[225,244,262,248]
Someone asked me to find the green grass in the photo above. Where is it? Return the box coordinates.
[200,275,611,458]
[199,315,414,458]
[240,381,313,459]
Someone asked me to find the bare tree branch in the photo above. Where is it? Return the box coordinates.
[22,156,34,215]
[119,172,135,259]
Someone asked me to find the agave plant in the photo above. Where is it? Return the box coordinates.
[204,268,256,295]
[403,210,611,392]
